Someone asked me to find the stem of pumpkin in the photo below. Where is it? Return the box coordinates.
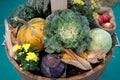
[11,17,29,27]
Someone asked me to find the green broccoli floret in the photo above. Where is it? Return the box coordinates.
[42,9,91,54]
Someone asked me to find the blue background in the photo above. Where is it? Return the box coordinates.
[0,0,120,80]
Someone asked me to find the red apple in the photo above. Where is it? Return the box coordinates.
[102,14,110,23]
[97,15,104,25]
[102,22,113,29]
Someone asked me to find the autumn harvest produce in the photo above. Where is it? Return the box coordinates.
[12,17,45,50]
[87,28,112,54]
[4,0,116,80]
[93,7,116,35]
[41,54,66,78]
[43,9,91,54]
[97,14,113,29]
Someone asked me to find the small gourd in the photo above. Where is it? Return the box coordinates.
[13,17,45,50]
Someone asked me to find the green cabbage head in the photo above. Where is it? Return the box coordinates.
[87,28,112,54]
[42,9,91,53]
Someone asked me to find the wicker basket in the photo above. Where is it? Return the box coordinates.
[4,0,116,80]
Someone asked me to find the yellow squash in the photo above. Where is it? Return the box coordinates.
[16,17,45,50]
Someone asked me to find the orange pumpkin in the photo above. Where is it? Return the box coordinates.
[15,17,45,50]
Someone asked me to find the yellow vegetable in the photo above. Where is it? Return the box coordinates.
[13,17,45,50]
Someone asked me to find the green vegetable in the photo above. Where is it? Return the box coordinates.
[9,4,38,27]
[27,0,51,18]
[87,28,112,54]
[42,9,91,54]
[9,0,51,27]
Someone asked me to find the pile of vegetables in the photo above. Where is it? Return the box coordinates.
[6,0,114,79]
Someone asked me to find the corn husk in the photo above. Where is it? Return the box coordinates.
[4,19,14,58]
[79,49,106,64]
[61,49,92,70]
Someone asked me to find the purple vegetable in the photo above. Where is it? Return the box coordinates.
[41,54,66,78]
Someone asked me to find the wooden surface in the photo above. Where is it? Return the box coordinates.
[50,0,67,13]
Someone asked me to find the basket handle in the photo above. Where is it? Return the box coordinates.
[50,0,67,13]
